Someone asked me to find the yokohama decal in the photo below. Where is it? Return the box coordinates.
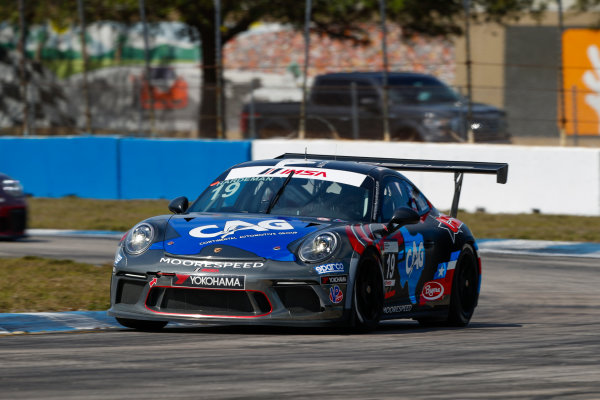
[173,274,245,289]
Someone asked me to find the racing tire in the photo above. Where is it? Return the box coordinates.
[447,244,479,327]
[116,317,168,331]
[351,252,384,332]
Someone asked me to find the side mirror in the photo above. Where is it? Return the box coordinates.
[386,207,420,233]
[168,196,189,214]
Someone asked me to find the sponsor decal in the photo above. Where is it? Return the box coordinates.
[384,279,395,287]
[329,285,344,303]
[114,252,123,266]
[214,248,222,253]
[436,215,464,243]
[189,219,294,239]
[225,166,368,188]
[314,262,345,274]
[173,274,245,289]
[321,275,348,285]
[383,241,399,253]
[149,277,157,287]
[260,167,327,177]
[406,240,425,277]
[159,257,264,269]
[383,304,412,314]
[421,281,444,301]
[399,230,426,305]
[384,290,396,299]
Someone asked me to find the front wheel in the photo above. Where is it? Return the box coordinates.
[351,253,384,332]
[116,317,168,331]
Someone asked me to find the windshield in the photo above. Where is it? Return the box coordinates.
[387,76,461,105]
[189,167,374,222]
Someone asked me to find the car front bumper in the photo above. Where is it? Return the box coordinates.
[108,252,352,326]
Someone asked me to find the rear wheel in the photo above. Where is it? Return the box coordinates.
[116,317,168,331]
[447,244,479,326]
[417,244,479,327]
[351,253,384,332]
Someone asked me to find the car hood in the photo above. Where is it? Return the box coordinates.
[155,213,330,262]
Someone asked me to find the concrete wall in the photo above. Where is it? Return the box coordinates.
[252,140,600,216]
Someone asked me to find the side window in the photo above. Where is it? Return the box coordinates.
[401,180,430,215]
[311,79,351,106]
[379,177,409,222]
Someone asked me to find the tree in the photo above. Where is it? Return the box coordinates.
[0,0,550,137]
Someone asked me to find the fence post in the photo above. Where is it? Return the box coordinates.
[18,0,29,136]
[379,0,390,142]
[139,0,156,137]
[299,0,312,139]
[571,85,578,146]
[351,81,359,140]
[77,0,93,134]
[249,80,257,139]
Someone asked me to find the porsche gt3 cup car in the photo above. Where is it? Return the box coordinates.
[109,154,508,331]
[0,173,27,239]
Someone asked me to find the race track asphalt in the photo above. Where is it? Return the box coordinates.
[0,232,598,399]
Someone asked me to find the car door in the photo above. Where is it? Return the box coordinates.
[379,176,435,309]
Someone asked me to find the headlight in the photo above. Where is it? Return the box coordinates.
[2,179,23,197]
[125,223,154,255]
[422,113,451,130]
[298,232,339,263]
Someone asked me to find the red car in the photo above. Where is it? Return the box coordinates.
[0,173,27,239]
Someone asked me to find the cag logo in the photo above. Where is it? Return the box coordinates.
[406,240,425,276]
[189,219,293,239]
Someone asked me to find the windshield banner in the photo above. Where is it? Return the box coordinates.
[225,166,367,187]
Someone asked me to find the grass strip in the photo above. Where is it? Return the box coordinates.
[26,197,600,242]
[0,257,112,313]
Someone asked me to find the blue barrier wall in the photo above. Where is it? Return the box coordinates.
[0,137,251,199]
[0,137,119,198]
[119,138,251,199]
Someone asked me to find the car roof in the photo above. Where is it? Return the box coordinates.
[315,71,440,81]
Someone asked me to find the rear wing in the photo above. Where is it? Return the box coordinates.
[276,153,508,217]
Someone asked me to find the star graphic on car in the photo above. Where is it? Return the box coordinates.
[436,263,447,279]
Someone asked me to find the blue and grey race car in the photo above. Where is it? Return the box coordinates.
[109,154,507,331]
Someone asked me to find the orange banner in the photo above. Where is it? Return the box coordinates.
[563,29,600,135]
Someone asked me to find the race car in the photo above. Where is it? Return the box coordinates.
[109,154,508,331]
[0,173,27,239]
